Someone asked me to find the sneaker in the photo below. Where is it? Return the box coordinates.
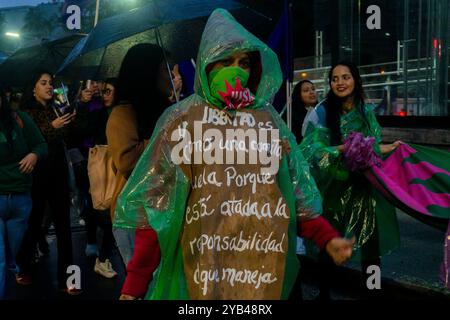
[85,244,99,257]
[94,258,117,279]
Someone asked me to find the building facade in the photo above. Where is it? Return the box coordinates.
[293,0,449,120]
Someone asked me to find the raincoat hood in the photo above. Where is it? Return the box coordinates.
[194,8,282,108]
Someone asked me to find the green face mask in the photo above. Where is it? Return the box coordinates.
[207,66,254,110]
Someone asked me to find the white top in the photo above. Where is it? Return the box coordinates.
[301,106,318,137]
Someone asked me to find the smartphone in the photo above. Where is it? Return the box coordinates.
[53,83,74,117]
[79,79,92,91]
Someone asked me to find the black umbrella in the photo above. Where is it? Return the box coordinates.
[0,34,86,88]
[56,0,275,80]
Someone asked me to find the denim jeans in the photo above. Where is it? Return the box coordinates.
[113,227,135,266]
[0,193,32,299]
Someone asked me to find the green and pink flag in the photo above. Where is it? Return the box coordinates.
[363,143,450,288]
[364,143,450,225]
[343,132,449,288]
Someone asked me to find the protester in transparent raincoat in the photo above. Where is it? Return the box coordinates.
[299,61,402,298]
[114,9,354,300]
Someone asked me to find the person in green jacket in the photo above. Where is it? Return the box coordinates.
[0,91,47,299]
[300,61,402,299]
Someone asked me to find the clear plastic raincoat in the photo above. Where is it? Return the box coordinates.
[114,9,323,299]
[300,102,400,260]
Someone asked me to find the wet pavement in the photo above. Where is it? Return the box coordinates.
[299,210,450,300]
[3,209,450,300]
[5,229,125,300]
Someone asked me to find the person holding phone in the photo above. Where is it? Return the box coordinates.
[53,83,74,117]
[70,79,104,163]
[73,78,119,278]
[68,79,104,249]
[78,79,102,113]
[16,70,80,295]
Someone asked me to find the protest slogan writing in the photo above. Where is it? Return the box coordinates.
[171,105,290,299]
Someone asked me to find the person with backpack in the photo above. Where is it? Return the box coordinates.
[0,90,47,299]
[76,78,119,278]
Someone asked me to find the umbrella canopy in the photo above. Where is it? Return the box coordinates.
[0,34,86,88]
[56,0,275,80]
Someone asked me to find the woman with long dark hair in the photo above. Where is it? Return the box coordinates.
[0,90,47,299]
[106,43,182,266]
[291,79,318,143]
[16,70,80,295]
[300,61,402,299]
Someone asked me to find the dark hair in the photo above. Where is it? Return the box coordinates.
[0,91,15,151]
[116,43,171,140]
[325,61,366,145]
[104,77,118,104]
[20,69,54,110]
[104,77,118,88]
[291,80,316,142]
[246,51,262,94]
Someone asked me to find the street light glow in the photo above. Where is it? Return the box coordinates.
[5,32,20,38]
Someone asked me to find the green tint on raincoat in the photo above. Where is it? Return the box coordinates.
[114,8,323,299]
[300,103,400,260]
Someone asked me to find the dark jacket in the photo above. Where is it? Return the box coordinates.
[0,110,47,194]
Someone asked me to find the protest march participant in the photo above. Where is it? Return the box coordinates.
[300,61,402,298]
[114,9,354,300]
